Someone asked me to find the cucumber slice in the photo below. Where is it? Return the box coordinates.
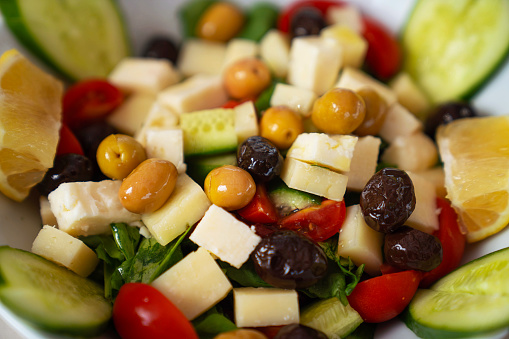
[186,152,237,187]
[0,246,112,336]
[300,297,363,338]
[402,0,509,103]
[405,247,509,338]
[0,0,130,81]
[267,179,322,217]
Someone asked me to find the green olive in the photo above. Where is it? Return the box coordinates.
[260,106,304,149]
[119,158,178,214]
[204,165,256,211]
[213,329,268,339]
[355,87,388,136]
[196,2,245,42]
[223,58,272,100]
[96,134,146,180]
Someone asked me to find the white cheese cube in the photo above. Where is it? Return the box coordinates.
[107,93,155,136]
[288,36,343,95]
[142,174,211,246]
[190,205,261,268]
[144,128,186,174]
[270,83,317,117]
[280,158,348,201]
[406,172,439,234]
[32,225,99,277]
[286,133,357,172]
[234,287,299,327]
[415,167,447,199]
[335,67,397,106]
[347,136,381,191]
[390,72,431,119]
[320,25,368,68]
[338,205,384,276]
[234,101,259,144]
[152,247,232,320]
[222,39,259,72]
[325,5,364,33]
[157,74,228,115]
[135,102,179,143]
[378,103,423,143]
[48,180,140,237]
[382,132,438,172]
[40,196,57,227]
[178,39,226,77]
[108,57,180,95]
[259,29,291,78]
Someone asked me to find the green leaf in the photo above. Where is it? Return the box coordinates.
[192,306,237,339]
[111,223,141,260]
[219,260,272,288]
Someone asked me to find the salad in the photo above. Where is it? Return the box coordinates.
[0,0,509,339]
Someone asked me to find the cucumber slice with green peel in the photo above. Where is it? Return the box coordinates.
[402,0,509,103]
[300,297,363,338]
[405,247,509,338]
[267,179,322,217]
[0,0,131,81]
[0,246,112,336]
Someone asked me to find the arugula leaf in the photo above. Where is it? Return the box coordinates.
[111,223,141,260]
[192,306,237,339]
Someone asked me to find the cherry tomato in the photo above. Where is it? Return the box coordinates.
[277,0,345,33]
[420,198,466,288]
[222,98,254,109]
[347,270,422,323]
[361,16,402,80]
[113,283,198,339]
[279,199,346,242]
[237,184,278,224]
[56,123,84,156]
[63,79,123,129]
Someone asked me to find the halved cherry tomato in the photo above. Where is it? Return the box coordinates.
[278,199,346,242]
[237,184,278,224]
[56,123,84,156]
[63,79,123,129]
[361,16,402,80]
[347,270,422,323]
[420,197,466,288]
[277,0,345,33]
[113,283,198,339]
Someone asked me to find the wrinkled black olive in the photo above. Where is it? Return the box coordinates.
[290,7,326,39]
[384,226,443,271]
[142,36,179,64]
[360,168,416,233]
[38,154,93,196]
[251,230,328,289]
[274,323,328,339]
[425,101,477,139]
[237,136,284,182]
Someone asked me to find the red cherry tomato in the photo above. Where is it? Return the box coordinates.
[63,79,123,129]
[237,184,278,224]
[113,283,198,339]
[277,0,345,33]
[361,16,402,80]
[221,98,254,109]
[56,123,84,156]
[278,199,346,242]
[420,198,466,288]
[347,270,422,323]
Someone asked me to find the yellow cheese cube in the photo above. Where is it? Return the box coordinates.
[222,38,259,72]
[406,172,439,234]
[321,25,368,68]
[234,101,259,144]
[178,39,226,77]
[107,93,155,136]
[382,132,438,172]
[390,72,431,120]
[378,103,423,143]
[135,102,179,143]
[346,136,381,191]
[39,196,57,227]
[270,83,317,117]
[325,5,364,33]
[260,29,291,78]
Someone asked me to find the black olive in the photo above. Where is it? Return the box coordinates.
[237,136,284,182]
[142,36,179,64]
[274,323,328,339]
[38,154,93,196]
[290,7,326,39]
[425,102,477,139]
[360,168,416,233]
[251,230,328,289]
[384,226,443,271]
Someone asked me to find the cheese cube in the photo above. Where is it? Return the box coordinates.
[190,205,261,268]
[338,205,384,276]
[378,103,423,143]
[320,25,368,68]
[382,132,438,172]
[135,102,179,143]
[286,133,357,172]
[234,287,299,327]
[32,226,99,277]
[288,36,343,95]
[108,57,180,95]
[325,5,364,33]
[406,172,439,234]
[107,93,155,136]
[280,157,348,201]
[142,174,211,245]
[48,180,141,237]
[390,72,431,119]
[144,128,186,173]
[157,74,228,115]
[270,83,317,117]
[222,39,259,72]
[335,67,397,106]
[40,196,57,227]
[346,136,381,191]
[415,167,447,199]
[152,247,232,320]
[234,101,259,144]
[178,39,226,77]
[259,29,291,78]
